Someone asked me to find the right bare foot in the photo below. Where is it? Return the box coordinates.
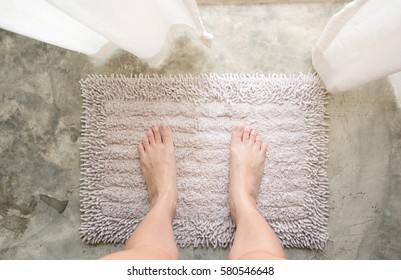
[229,125,267,224]
[137,124,177,220]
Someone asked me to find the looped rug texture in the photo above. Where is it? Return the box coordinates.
[79,73,329,250]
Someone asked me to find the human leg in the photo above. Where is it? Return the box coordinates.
[100,124,179,260]
[228,125,285,260]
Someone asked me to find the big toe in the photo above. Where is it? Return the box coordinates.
[160,124,173,143]
[231,125,244,143]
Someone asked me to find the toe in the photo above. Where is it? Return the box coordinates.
[231,125,244,143]
[261,142,268,155]
[137,143,145,158]
[147,129,155,145]
[142,136,150,150]
[250,129,257,143]
[152,126,162,144]
[256,135,263,149]
[160,124,173,143]
[242,126,252,143]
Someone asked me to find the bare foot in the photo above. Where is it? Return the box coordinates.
[229,125,267,224]
[137,124,177,219]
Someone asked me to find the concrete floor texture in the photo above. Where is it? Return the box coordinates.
[1,1,400,260]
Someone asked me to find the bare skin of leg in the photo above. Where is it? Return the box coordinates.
[100,124,179,260]
[228,125,286,260]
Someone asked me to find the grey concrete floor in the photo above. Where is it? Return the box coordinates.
[1,2,401,260]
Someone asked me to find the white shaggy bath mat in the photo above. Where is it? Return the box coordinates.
[79,73,329,250]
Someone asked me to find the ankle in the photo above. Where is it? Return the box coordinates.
[230,188,257,207]
[230,196,257,224]
[150,195,177,219]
